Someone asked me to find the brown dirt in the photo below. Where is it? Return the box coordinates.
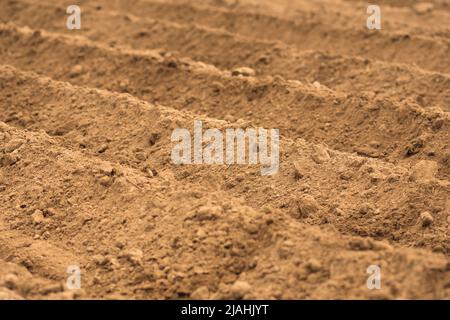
[0,0,449,299]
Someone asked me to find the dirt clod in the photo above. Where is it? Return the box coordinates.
[420,211,434,227]
[231,67,255,77]
[31,210,45,224]
[230,280,251,299]
[410,160,439,182]
[311,145,330,164]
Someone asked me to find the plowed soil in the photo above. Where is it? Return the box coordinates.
[0,0,449,300]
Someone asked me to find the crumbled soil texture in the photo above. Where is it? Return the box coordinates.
[0,0,449,299]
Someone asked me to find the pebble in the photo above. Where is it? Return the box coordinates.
[293,160,305,180]
[98,175,113,187]
[231,67,255,77]
[359,203,375,215]
[342,172,355,182]
[294,194,320,219]
[115,241,125,249]
[311,144,330,164]
[135,152,147,161]
[312,81,321,89]
[148,133,160,146]
[69,64,84,78]
[210,81,225,95]
[405,138,424,156]
[196,228,207,239]
[420,211,434,227]
[144,167,157,178]
[334,207,344,216]
[230,280,251,299]
[119,79,129,91]
[304,258,322,273]
[96,144,108,154]
[278,240,295,259]
[257,55,270,65]
[31,210,45,224]
[45,207,60,217]
[98,163,115,176]
[369,140,381,149]
[93,254,108,266]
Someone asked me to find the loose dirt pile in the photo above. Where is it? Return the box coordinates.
[0,0,448,299]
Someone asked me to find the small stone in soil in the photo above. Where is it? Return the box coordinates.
[420,211,434,227]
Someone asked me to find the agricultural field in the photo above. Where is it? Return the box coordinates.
[0,0,448,299]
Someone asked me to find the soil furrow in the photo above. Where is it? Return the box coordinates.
[80,0,450,74]
[1,25,448,181]
[136,0,450,40]
[1,112,450,299]
[1,24,449,112]
[0,65,448,255]
[2,0,450,76]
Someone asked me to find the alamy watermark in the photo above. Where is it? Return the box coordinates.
[66,265,81,290]
[171,121,279,176]
[366,265,381,290]
[65,4,379,31]
[66,5,81,30]
[367,5,381,30]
